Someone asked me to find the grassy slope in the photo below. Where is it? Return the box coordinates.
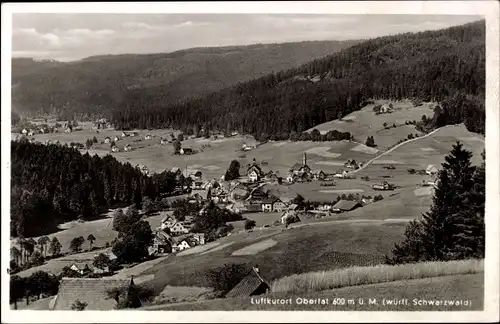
[306,100,434,150]
[153,273,483,311]
[141,221,406,295]
[13,212,167,277]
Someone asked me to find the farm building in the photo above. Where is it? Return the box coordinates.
[111,146,120,153]
[64,128,72,134]
[226,266,270,298]
[312,170,327,181]
[104,137,111,144]
[124,144,132,152]
[261,197,285,212]
[160,138,169,145]
[344,159,359,169]
[167,221,191,236]
[121,131,128,137]
[334,170,349,178]
[379,103,393,114]
[332,200,362,213]
[145,134,152,140]
[51,278,140,310]
[149,230,173,255]
[70,263,93,275]
[113,136,120,142]
[21,128,28,135]
[426,164,439,175]
[28,130,35,136]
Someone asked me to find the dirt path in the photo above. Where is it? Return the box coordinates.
[353,125,453,173]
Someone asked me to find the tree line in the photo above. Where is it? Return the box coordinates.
[110,21,485,138]
[11,140,184,238]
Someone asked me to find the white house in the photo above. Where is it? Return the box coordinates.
[28,130,34,136]
[21,128,28,135]
[145,134,152,140]
[121,131,128,137]
[113,136,120,142]
[170,222,190,235]
[334,170,348,178]
[104,137,111,144]
[426,164,438,175]
[124,144,132,152]
[64,128,72,134]
[111,146,120,153]
[176,240,192,251]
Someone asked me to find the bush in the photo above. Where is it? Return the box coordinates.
[244,219,256,230]
[205,263,250,295]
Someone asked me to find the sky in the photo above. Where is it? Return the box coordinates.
[12,14,482,61]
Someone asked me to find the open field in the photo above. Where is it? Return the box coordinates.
[231,239,278,256]
[240,212,284,227]
[177,241,222,256]
[271,259,484,293]
[152,273,483,311]
[140,220,405,295]
[306,100,434,150]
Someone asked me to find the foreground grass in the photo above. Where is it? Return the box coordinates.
[147,273,483,311]
[142,222,404,295]
[271,259,484,294]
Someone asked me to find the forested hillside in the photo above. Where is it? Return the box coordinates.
[111,20,485,137]
[11,40,361,118]
[10,140,183,238]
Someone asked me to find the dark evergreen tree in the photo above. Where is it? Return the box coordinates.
[389,142,484,263]
[225,160,241,181]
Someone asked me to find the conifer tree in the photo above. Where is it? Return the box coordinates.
[389,142,484,263]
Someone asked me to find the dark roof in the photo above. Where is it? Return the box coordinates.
[247,164,262,173]
[261,197,280,204]
[52,278,135,310]
[226,268,269,298]
[333,200,362,211]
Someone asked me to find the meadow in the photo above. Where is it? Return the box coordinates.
[271,259,484,293]
[140,220,406,295]
[152,273,483,311]
[305,100,435,150]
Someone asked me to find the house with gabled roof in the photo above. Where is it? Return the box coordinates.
[226,266,270,298]
[51,278,140,310]
[332,200,362,213]
[426,164,438,175]
[70,263,93,275]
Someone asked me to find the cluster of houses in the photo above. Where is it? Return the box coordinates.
[92,118,111,130]
[245,154,328,185]
[149,214,206,255]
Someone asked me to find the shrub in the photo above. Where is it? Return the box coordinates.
[71,299,88,311]
[244,219,256,230]
[205,263,250,295]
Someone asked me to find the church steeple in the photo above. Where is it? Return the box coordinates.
[303,152,307,166]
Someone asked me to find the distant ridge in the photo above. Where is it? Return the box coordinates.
[11,39,362,117]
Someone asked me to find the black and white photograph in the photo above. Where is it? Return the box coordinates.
[1,1,499,323]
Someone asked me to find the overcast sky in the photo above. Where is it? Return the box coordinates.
[12,14,481,61]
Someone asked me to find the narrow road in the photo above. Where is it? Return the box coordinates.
[352,125,453,173]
